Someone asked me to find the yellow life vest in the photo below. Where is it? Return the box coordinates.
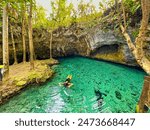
[67,75,72,79]
[0,65,4,69]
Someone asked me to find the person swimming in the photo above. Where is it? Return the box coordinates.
[59,75,73,88]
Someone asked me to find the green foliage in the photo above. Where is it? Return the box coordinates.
[0,0,142,33]
[78,0,96,17]
[99,0,115,11]
[132,28,139,38]
[33,6,49,28]
[77,0,102,24]
[50,0,74,28]
[123,0,140,14]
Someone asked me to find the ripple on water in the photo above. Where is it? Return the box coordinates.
[0,57,146,113]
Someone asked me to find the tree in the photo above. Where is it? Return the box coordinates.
[123,0,140,15]
[78,0,98,22]
[78,0,87,17]
[21,1,27,63]
[99,0,116,12]
[10,24,18,64]
[49,31,53,59]
[28,0,34,69]
[2,3,9,79]
[50,0,73,27]
[120,0,150,74]
[9,5,19,65]
[32,5,49,28]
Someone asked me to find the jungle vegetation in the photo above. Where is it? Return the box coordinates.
[0,0,150,81]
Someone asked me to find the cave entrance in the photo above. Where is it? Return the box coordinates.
[91,44,119,56]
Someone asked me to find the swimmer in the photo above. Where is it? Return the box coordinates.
[59,75,73,88]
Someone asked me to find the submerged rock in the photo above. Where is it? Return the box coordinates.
[115,91,122,100]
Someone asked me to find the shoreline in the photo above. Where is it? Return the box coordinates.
[0,59,59,105]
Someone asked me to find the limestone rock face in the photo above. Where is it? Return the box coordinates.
[0,23,148,66]
[32,26,88,59]
[88,30,122,50]
[87,27,137,66]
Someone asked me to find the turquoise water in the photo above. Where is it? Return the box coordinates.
[0,57,146,113]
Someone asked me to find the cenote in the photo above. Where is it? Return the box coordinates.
[0,57,146,113]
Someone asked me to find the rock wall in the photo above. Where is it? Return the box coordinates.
[0,24,88,64]
[87,27,137,66]
[1,23,148,67]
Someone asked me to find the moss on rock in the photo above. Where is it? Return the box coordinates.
[93,46,125,64]
[0,59,59,105]
[16,81,27,87]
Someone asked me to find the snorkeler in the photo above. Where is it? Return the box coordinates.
[59,75,73,88]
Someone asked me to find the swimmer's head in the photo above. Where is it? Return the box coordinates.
[67,75,72,79]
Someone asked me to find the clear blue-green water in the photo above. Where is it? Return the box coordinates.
[0,57,146,113]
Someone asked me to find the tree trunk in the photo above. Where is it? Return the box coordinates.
[135,0,150,61]
[28,0,34,69]
[115,0,118,9]
[2,4,9,79]
[137,76,150,113]
[49,31,53,59]
[22,2,26,63]
[120,0,150,75]
[121,0,127,30]
[10,24,18,65]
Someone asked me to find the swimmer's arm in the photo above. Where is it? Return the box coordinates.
[68,83,73,88]
[59,83,63,86]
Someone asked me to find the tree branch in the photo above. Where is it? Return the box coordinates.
[120,25,136,52]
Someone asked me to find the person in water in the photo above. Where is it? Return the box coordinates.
[59,75,73,88]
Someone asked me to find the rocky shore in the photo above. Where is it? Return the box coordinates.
[0,59,58,105]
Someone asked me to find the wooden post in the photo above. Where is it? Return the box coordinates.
[137,76,150,113]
